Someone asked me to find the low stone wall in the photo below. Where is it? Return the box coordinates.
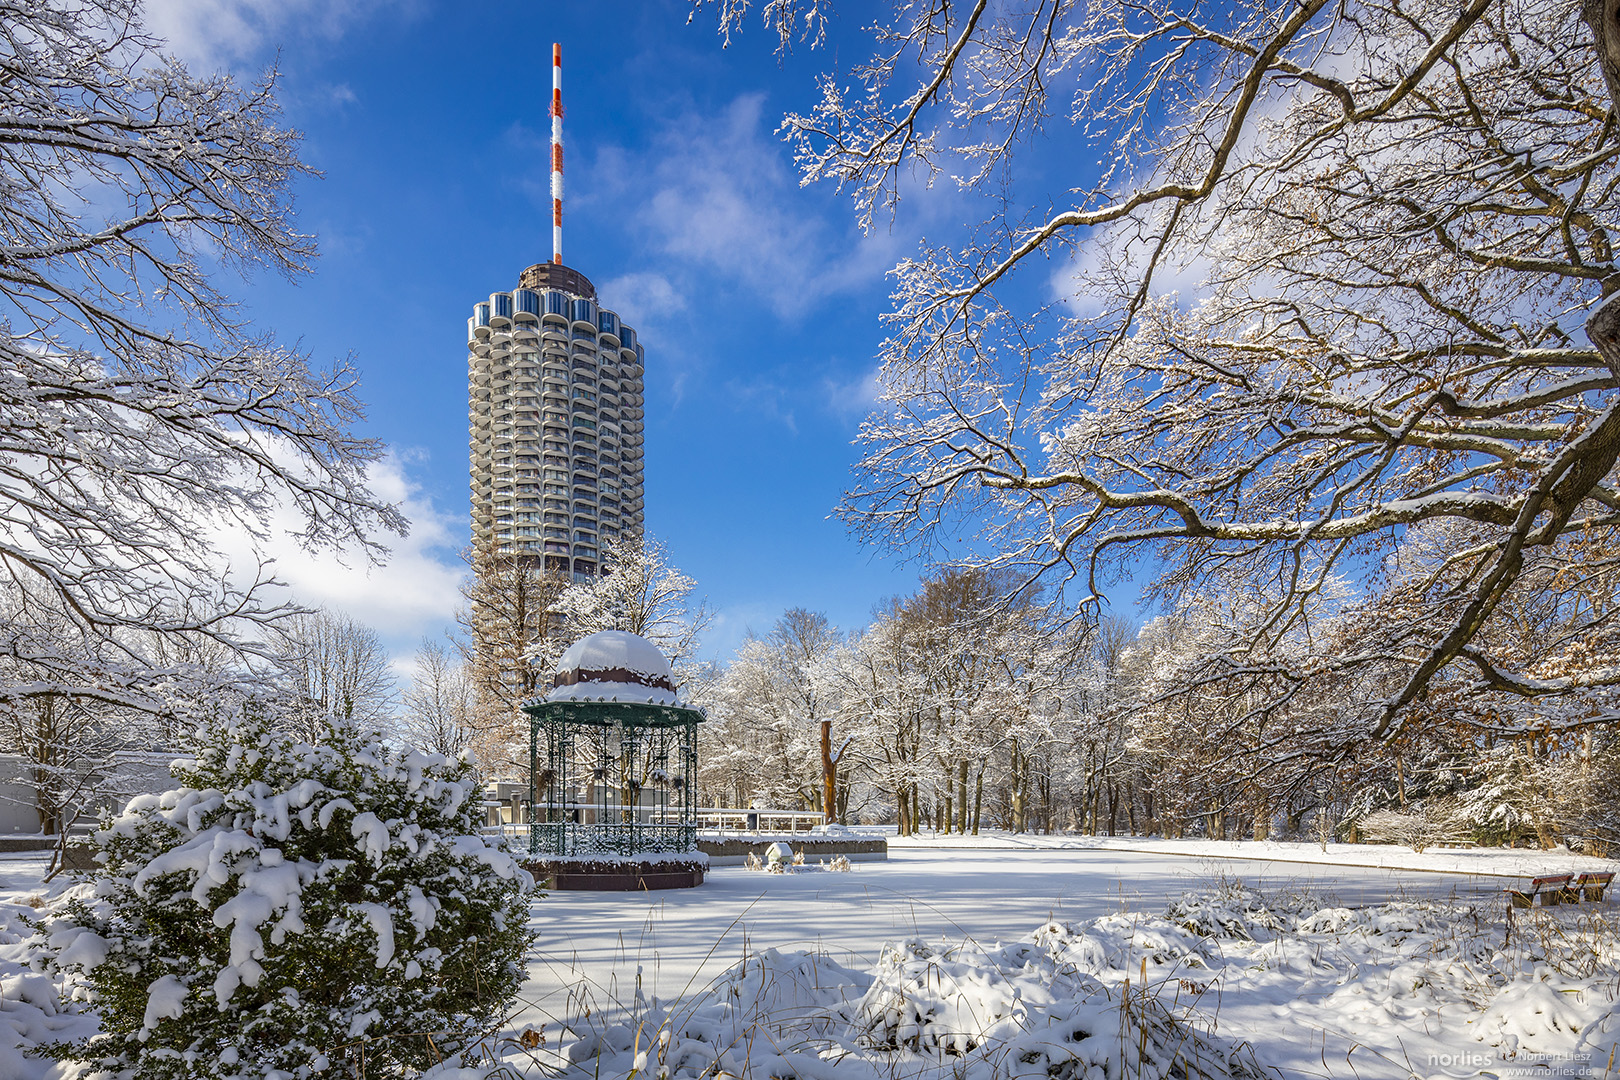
[0,835,56,853]
[698,836,888,867]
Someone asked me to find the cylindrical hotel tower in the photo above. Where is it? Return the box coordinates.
[468,262,646,577]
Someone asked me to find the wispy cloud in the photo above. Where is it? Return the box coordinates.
[823,367,882,420]
[590,94,905,322]
[598,271,689,324]
[140,0,407,71]
[721,378,799,435]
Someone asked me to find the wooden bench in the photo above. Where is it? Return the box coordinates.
[1506,874,1573,908]
[1575,871,1614,902]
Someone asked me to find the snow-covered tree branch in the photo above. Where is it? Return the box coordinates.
[0,0,402,718]
[780,0,1620,740]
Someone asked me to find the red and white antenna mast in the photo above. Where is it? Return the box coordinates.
[550,43,564,265]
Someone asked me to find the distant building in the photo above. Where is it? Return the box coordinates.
[466,261,646,578]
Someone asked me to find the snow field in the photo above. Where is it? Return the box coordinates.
[514,873,1620,1079]
[494,846,1619,1078]
[4,844,1619,1078]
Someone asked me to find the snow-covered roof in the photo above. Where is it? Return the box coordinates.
[544,631,679,707]
[544,679,678,707]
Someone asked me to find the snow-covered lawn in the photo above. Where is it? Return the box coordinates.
[509,839,1618,1079]
[5,840,1619,1078]
[887,829,1608,878]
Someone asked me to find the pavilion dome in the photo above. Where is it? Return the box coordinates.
[545,630,679,706]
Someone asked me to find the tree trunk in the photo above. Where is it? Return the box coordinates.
[1584,0,1620,170]
[956,759,969,834]
[820,719,837,825]
[1009,739,1024,833]
[971,768,983,835]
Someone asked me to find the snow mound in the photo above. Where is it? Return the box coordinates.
[546,631,680,706]
[563,928,1266,1080]
[0,902,99,1080]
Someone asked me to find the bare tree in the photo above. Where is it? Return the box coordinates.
[458,533,708,779]
[272,610,396,741]
[709,610,844,812]
[552,533,712,674]
[397,639,476,759]
[0,0,401,720]
[739,0,1620,743]
[456,538,570,776]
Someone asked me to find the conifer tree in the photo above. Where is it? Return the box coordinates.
[40,712,534,1080]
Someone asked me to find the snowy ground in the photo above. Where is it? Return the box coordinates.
[886,829,1605,878]
[4,840,1619,1079]
[507,838,1618,1079]
[518,843,1531,1023]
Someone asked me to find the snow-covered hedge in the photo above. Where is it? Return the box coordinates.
[36,715,535,1080]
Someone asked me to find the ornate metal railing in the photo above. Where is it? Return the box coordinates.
[528,819,698,857]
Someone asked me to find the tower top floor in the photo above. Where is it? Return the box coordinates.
[519,262,595,300]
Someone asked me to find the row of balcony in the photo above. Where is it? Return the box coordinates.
[472,413,648,435]
[482,428,644,447]
[471,344,646,379]
[484,485,644,509]
[473,290,636,347]
[481,358,645,384]
[472,446,643,471]
[469,381,647,409]
[470,320,645,355]
[472,411,644,431]
[473,415,647,436]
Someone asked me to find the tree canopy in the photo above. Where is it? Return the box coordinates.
[0,0,401,720]
[733,0,1620,743]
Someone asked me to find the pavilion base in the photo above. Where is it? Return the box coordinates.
[524,856,708,891]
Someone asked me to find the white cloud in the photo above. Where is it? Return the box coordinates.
[140,0,402,71]
[823,367,882,420]
[213,449,465,661]
[1049,209,1218,320]
[591,94,905,321]
[597,271,689,324]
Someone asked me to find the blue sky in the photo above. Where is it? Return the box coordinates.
[147,0,965,665]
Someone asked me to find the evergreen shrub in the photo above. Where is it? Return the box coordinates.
[39,714,534,1079]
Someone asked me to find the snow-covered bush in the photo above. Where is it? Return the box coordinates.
[1355,803,1468,852]
[37,713,535,1079]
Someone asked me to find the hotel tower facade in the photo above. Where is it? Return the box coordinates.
[466,262,646,577]
[466,44,644,579]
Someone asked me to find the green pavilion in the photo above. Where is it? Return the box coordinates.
[522,630,707,889]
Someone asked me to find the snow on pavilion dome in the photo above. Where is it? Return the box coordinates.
[545,630,679,707]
